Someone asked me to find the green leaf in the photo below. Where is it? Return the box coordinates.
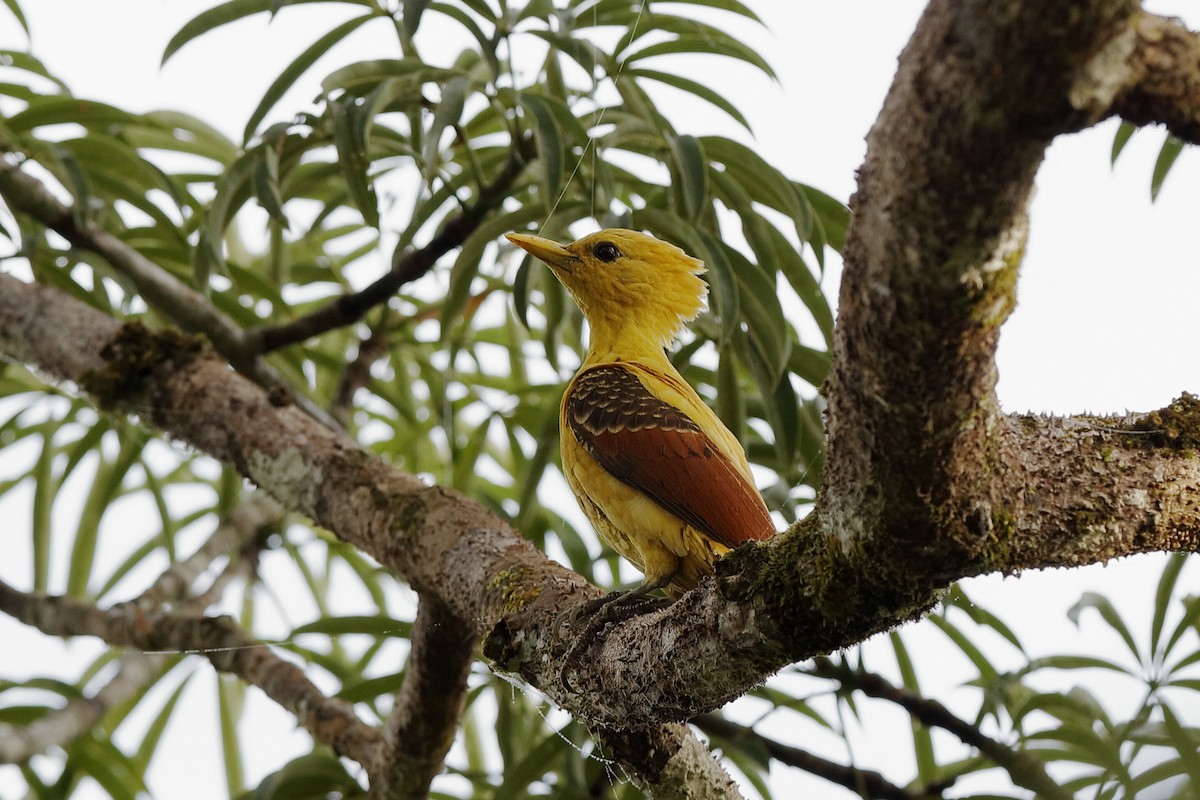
[943,585,1026,653]
[1023,654,1133,675]
[799,182,850,256]
[1150,134,1184,201]
[926,613,1000,682]
[0,50,65,89]
[73,739,146,800]
[519,92,566,207]
[321,58,459,95]
[244,12,375,141]
[743,212,834,349]
[2,0,29,37]
[251,752,361,800]
[891,632,937,785]
[727,246,789,386]
[1110,120,1136,165]
[162,0,366,65]
[133,672,191,772]
[290,615,413,638]
[1160,702,1200,787]
[626,67,751,131]
[1150,553,1187,660]
[528,30,604,77]
[6,96,145,132]
[623,32,775,79]
[667,133,707,221]
[67,426,147,598]
[493,729,565,799]
[31,421,56,592]
[701,136,812,242]
[422,75,468,181]
[217,674,245,795]
[401,0,431,38]
[441,205,557,341]
[787,344,830,388]
[141,110,239,164]
[695,229,741,346]
[1163,593,1200,667]
[330,95,379,228]
[1068,591,1142,663]
[715,348,746,443]
[197,148,258,281]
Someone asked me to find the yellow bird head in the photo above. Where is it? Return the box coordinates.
[505,228,707,350]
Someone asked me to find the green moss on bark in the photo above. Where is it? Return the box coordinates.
[81,321,207,409]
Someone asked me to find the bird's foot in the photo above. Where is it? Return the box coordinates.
[556,587,672,692]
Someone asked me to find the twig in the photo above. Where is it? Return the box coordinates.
[373,596,478,800]
[694,714,936,800]
[135,493,282,610]
[244,143,528,355]
[331,313,392,425]
[810,659,1070,800]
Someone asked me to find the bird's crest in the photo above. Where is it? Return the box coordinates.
[507,228,707,351]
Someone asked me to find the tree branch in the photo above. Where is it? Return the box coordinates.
[0,272,738,795]
[4,237,1200,738]
[243,144,528,355]
[374,596,477,800]
[694,714,933,800]
[593,725,743,800]
[0,579,385,773]
[1110,13,1200,143]
[810,659,1070,800]
[331,314,392,425]
[134,492,281,610]
[0,651,169,764]
[0,493,278,764]
[0,156,339,430]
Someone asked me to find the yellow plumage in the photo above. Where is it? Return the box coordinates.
[506,228,774,599]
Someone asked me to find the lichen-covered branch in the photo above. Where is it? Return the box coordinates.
[1111,13,1200,143]
[593,725,743,800]
[374,597,477,800]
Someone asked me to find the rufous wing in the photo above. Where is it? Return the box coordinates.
[566,364,775,548]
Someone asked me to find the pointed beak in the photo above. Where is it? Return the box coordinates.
[505,232,576,273]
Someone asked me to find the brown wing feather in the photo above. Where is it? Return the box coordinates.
[567,364,774,548]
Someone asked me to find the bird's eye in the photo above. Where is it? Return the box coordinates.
[592,242,620,263]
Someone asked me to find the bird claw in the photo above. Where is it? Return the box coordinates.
[556,589,672,692]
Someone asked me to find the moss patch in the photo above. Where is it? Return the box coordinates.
[82,321,208,409]
[1128,393,1200,450]
[488,566,542,617]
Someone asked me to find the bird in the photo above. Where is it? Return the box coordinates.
[505,228,776,604]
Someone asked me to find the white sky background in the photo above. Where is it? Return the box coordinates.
[2,1,1200,798]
